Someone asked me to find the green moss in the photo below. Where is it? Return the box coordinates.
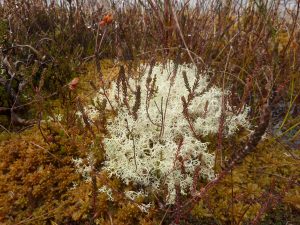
[0,19,8,43]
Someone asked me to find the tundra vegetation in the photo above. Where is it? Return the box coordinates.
[0,0,299,224]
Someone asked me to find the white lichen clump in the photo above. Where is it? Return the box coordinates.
[99,185,114,201]
[88,61,250,204]
[72,152,94,182]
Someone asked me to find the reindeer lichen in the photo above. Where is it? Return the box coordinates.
[85,61,250,204]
